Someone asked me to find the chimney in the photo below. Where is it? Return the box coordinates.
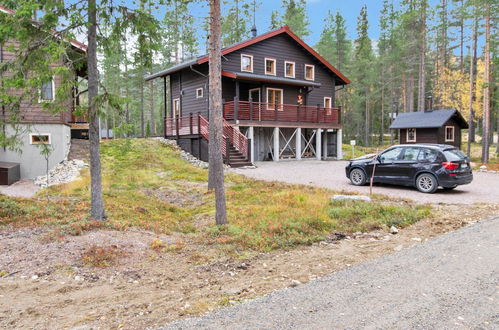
[251,25,257,37]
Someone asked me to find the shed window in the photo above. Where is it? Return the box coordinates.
[304,64,315,80]
[30,133,51,145]
[241,54,253,72]
[407,128,416,142]
[196,88,203,99]
[265,58,276,75]
[445,126,454,142]
[285,61,295,78]
[40,78,55,102]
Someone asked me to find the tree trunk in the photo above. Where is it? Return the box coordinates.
[88,0,106,221]
[380,85,384,145]
[417,2,426,112]
[208,0,227,225]
[408,76,415,112]
[469,16,478,143]
[150,80,156,136]
[481,5,490,164]
[467,18,476,157]
[364,90,369,147]
[140,69,145,137]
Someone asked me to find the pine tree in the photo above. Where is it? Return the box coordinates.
[272,0,310,38]
[221,0,254,46]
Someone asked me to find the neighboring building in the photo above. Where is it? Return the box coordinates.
[0,6,87,179]
[146,26,350,166]
[389,109,468,149]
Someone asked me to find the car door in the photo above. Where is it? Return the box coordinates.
[396,147,422,184]
[375,147,405,183]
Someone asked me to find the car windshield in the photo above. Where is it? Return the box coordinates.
[443,149,466,161]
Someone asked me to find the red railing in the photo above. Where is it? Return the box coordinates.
[223,100,341,124]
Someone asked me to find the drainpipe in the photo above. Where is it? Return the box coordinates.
[0,43,5,151]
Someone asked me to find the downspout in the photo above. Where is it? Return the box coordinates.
[1,42,5,151]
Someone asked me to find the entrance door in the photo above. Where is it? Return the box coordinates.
[249,88,260,102]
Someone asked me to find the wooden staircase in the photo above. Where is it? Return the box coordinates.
[228,145,252,167]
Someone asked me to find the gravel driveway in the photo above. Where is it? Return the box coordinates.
[163,216,499,329]
[232,160,499,204]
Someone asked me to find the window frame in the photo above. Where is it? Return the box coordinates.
[196,87,203,99]
[265,58,277,76]
[445,126,455,142]
[29,133,51,145]
[172,98,181,117]
[39,77,55,103]
[240,54,253,73]
[406,128,417,142]
[266,87,283,111]
[304,64,315,81]
[284,61,295,78]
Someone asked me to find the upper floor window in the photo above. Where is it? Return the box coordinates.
[445,126,454,142]
[40,78,55,102]
[304,64,315,81]
[285,61,295,78]
[196,87,203,99]
[265,58,276,75]
[241,54,253,72]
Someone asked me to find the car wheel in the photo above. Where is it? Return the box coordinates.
[416,173,438,193]
[349,168,367,186]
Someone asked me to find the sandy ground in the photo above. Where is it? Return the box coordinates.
[232,160,499,204]
[1,204,498,329]
[0,180,39,198]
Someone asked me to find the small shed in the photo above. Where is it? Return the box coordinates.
[389,109,468,148]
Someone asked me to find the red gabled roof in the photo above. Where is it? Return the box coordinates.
[0,5,87,52]
[197,25,350,85]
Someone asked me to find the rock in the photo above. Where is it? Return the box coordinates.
[31,275,38,280]
[390,226,399,234]
[34,159,88,188]
[74,275,83,281]
[480,165,487,170]
[154,137,210,169]
[411,237,422,242]
[290,280,301,287]
[394,245,403,251]
[332,195,371,202]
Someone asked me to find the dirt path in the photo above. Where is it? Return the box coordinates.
[1,204,498,329]
[164,215,499,329]
[232,160,499,204]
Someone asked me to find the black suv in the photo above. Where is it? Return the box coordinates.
[345,144,473,193]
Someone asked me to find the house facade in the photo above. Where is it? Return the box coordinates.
[0,6,87,179]
[146,26,350,166]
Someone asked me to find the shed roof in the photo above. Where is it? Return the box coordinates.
[389,109,468,129]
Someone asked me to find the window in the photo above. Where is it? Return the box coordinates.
[418,148,439,162]
[402,147,420,161]
[265,58,276,75]
[324,97,332,115]
[406,128,416,142]
[173,98,180,117]
[39,78,55,102]
[379,147,404,163]
[445,126,454,142]
[443,149,466,161]
[196,88,203,99]
[266,88,283,111]
[285,61,295,78]
[304,64,315,80]
[30,133,51,145]
[241,54,253,72]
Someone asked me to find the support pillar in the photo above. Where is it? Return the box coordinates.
[316,128,322,160]
[323,130,328,159]
[296,127,302,160]
[248,126,255,163]
[337,129,343,159]
[273,127,279,161]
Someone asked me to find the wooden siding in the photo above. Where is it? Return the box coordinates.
[399,118,462,148]
[169,64,209,118]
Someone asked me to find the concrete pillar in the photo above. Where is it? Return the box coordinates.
[316,128,322,160]
[323,130,328,159]
[273,127,279,161]
[248,126,255,163]
[337,129,343,159]
[296,127,302,160]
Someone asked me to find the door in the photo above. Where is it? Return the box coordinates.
[249,88,261,119]
[375,147,405,183]
[396,147,422,183]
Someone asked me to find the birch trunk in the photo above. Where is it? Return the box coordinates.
[467,18,476,157]
[481,5,490,163]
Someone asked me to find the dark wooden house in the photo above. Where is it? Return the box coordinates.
[145,26,350,166]
[389,109,468,148]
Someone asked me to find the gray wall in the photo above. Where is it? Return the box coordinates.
[0,123,71,179]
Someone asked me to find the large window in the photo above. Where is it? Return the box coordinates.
[304,64,315,80]
[285,61,295,78]
[445,126,455,142]
[406,128,416,142]
[173,98,180,117]
[266,88,283,111]
[241,54,253,72]
[265,58,276,75]
[29,133,51,145]
[40,78,55,102]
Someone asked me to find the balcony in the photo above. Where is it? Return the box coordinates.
[223,100,341,125]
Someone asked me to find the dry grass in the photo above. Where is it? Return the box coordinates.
[81,245,124,268]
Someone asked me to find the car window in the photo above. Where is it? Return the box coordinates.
[444,149,466,161]
[379,147,403,162]
[417,148,439,162]
[402,147,420,161]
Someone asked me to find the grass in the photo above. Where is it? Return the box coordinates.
[0,139,432,252]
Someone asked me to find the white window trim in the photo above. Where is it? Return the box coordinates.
[196,87,203,99]
[304,64,315,81]
[241,54,253,73]
[173,98,180,117]
[265,58,277,76]
[445,126,455,142]
[324,97,332,108]
[284,61,295,78]
[248,88,261,102]
[266,88,283,111]
[406,128,417,142]
[29,133,52,145]
[39,77,55,103]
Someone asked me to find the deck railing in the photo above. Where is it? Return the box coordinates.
[223,100,341,124]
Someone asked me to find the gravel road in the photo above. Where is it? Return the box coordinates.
[232,160,499,204]
[163,216,499,329]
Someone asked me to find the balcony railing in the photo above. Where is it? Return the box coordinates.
[223,100,341,124]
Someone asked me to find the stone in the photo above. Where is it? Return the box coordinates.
[332,195,372,202]
[34,159,88,188]
[31,275,38,280]
[390,226,399,234]
[411,237,422,242]
[394,245,403,251]
[290,280,301,287]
